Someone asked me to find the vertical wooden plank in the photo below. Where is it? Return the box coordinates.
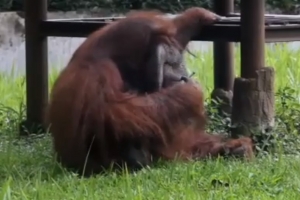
[22,0,48,134]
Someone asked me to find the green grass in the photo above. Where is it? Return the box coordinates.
[1,43,300,199]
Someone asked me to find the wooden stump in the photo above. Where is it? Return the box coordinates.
[231,67,275,139]
[211,88,233,116]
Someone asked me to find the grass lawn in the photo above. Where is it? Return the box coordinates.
[1,43,300,199]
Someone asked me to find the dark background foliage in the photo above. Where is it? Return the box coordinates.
[0,0,299,12]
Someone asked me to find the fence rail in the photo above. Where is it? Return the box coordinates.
[40,15,300,43]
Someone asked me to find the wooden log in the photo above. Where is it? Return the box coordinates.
[231,67,275,138]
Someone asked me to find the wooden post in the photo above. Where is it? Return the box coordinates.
[240,0,265,78]
[211,0,235,116]
[20,0,48,135]
[231,0,275,143]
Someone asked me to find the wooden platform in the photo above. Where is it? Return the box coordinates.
[40,14,300,43]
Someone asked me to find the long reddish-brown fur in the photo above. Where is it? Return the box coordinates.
[45,7,254,176]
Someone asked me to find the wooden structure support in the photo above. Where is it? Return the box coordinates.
[39,17,300,42]
[23,0,300,135]
[240,0,265,78]
[231,0,275,141]
[212,0,234,90]
[211,0,234,115]
[21,0,48,135]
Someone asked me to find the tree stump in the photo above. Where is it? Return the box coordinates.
[231,67,275,139]
[211,88,233,116]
